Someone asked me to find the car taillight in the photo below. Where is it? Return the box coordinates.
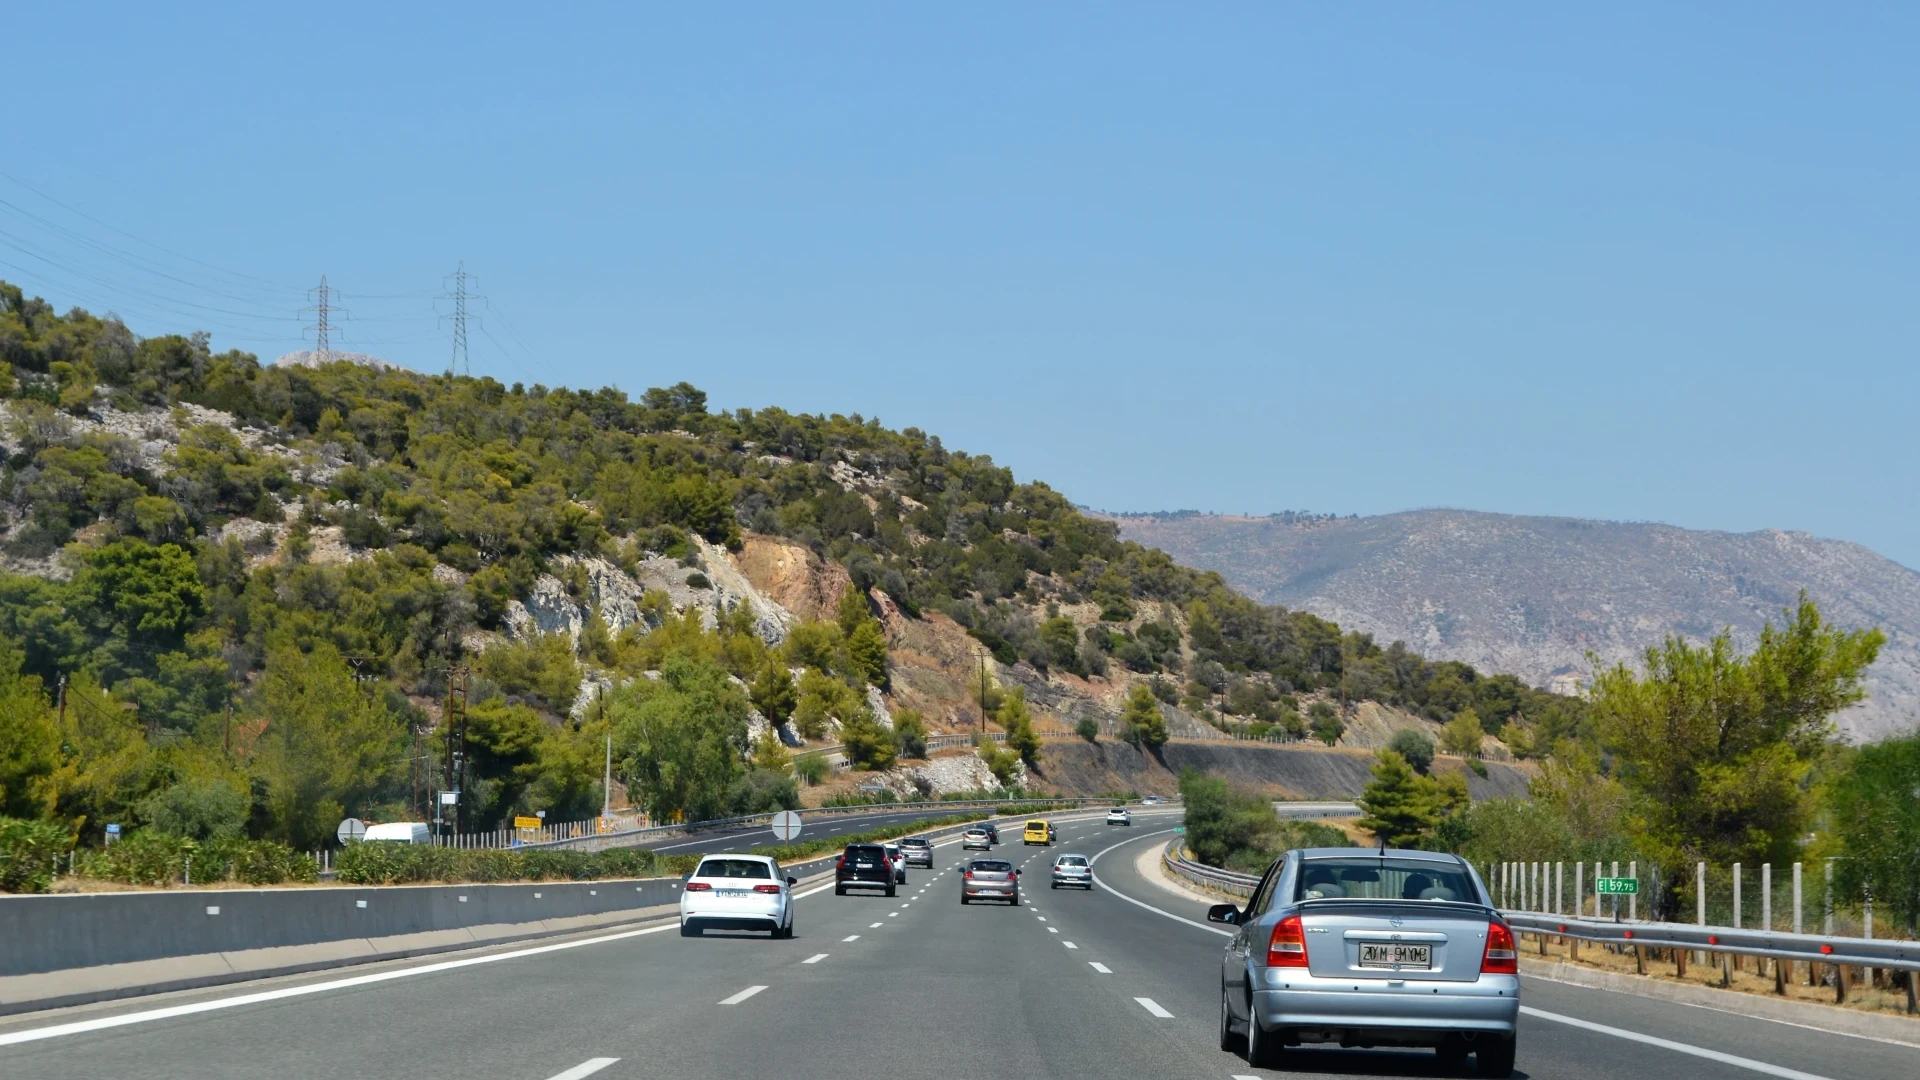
[835,855,845,870]
[964,870,973,879]
[684,881,712,891]
[1267,914,1308,968]
[1482,921,1517,975]
[753,884,781,894]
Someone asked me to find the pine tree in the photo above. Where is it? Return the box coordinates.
[1120,684,1167,749]
[998,688,1041,766]
[1356,750,1440,847]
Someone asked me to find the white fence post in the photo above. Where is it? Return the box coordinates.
[1792,863,1802,935]
[1823,860,1833,935]
[1575,862,1584,917]
[1556,861,1564,916]
[1628,860,1637,921]
[1592,862,1602,917]
[1610,861,1620,919]
[1696,862,1706,926]
[1733,863,1742,928]
[1762,864,1772,932]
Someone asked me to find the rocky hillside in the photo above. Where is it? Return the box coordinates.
[1108,509,1920,741]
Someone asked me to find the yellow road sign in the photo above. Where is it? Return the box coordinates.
[514,816,541,829]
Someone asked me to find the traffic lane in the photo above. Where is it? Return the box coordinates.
[0,874,894,1080]
[662,845,1209,1080]
[1075,826,1895,1080]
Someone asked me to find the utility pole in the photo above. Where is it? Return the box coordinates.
[57,674,66,728]
[977,650,989,732]
[440,262,481,376]
[301,276,346,364]
[441,666,469,837]
[601,734,612,820]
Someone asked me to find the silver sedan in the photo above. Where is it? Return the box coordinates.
[1211,847,1518,1077]
[957,858,1020,905]
[1050,854,1093,889]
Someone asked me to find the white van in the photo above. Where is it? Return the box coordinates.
[361,822,432,844]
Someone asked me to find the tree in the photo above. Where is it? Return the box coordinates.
[979,741,1021,786]
[462,698,549,828]
[998,688,1041,767]
[1119,684,1167,749]
[750,728,793,775]
[845,619,889,689]
[0,638,59,819]
[251,642,405,850]
[792,670,865,741]
[1440,708,1485,758]
[1308,701,1343,746]
[1388,728,1435,774]
[1827,732,1920,936]
[1075,716,1100,743]
[840,706,896,772]
[749,659,797,726]
[608,652,751,824]
[893,709,928,759]
[1590,596,1881,894]
[1356,750,1440,847]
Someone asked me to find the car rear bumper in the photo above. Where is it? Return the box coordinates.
[681,897,786,926]
[962,885,1018,899]
[837,877,892,889]
[1252,974,1518,1040]
[1051,874,1092,886]
[683,914,782,931]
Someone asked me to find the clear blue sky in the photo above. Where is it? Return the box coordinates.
[6,4,1916,567]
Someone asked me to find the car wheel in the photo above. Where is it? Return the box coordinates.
[1217,986,1243,1053]
[834,886,845,896]
[886,885,896,897]
[1010,893,1020,907]
[1246,1011,1281,1068]
[1050,882,1058,890]
[961,895,970,905]
[1476,1036,1516,1078]
[680,922,701,938]
[1435,1040,1469,1073]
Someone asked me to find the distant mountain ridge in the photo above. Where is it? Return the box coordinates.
[1107,508,1920,741]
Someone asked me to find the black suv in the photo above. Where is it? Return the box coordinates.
[898,836,934,868]
[835,843,897,896]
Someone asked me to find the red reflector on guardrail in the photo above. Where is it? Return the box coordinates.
[1820,944,1833,954]
[1557,925,1567,933]
[1623,931,1634,939]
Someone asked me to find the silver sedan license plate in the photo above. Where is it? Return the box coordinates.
[1359,943,1431,969]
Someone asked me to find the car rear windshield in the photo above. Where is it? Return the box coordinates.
[900,838,929,847]
[1056,856,1087,866]
[971,861,1013,873]
[1027,820,1047,829]
[845,845,886,859]
[695,859,772,879]
[1295,858,1477,903]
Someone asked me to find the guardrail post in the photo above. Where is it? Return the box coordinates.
[1575,862,1584,920]
[1592,861,1601,918]
[1731,863,1742,971]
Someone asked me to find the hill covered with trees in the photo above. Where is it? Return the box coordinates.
[0,281,1578,860]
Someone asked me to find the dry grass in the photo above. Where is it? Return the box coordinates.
[1516,929,1919,1020]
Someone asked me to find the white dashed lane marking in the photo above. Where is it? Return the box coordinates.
[842,935,860,942]
[719,986,768,1005]
[543,1060,619,1080]
[803,953,828,964]
[1134,997,1173,1018]
[870,922,883,928]
[1047,927,1058,933]
[1089,962,1111,973]
[1063,942,1077,949]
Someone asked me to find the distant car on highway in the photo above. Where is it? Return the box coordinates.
[1140,795,1166,805]
[882,842,908,883]
[980,822,999,843]
[1022,819,1054,845]
[1106,808,1131,826]
[961,827,993,850]
[1210,847,1517,1076]
[898,835,934,868]
[679,854,797,938]
[958,858,1020,905]
[1050,853,1092,889]
[835,843,897,897]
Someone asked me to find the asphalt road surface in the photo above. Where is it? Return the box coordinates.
[2,809,1910,1080]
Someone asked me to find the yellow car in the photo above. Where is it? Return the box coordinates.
[1023,819,1054,845]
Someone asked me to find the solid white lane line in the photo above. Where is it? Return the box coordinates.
[1518,1007,1834,1080]
[0,922,679,1048]
[1063,942,1077,949]
[803,953,829,964]
[1089,962,1112,973]
[1087,829,1232,938]
[842,935,860,941]
[1135,997,1174,1018]
[719,985,768,1005]
[544,1059,620,1080]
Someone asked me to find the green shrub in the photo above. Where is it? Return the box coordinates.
[76,831,316,887]
[0,817,72,893]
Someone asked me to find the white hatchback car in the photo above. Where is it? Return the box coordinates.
[680,854,797,938]
[1107,808,1132,826]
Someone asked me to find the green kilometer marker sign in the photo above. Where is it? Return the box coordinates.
[1596,877,1639,895]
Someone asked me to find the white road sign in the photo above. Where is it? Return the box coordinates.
[770,810,803,842]
[336,817,367,844]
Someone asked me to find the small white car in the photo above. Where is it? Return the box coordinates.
[883,842,908,883]
[680,854,796,938]
[1107,808,1131,826]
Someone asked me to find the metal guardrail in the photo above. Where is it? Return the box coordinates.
[519,796,1126,852]
[1163,850,1919,983]
[1503,913,1920,974]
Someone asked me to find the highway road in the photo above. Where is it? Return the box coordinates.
[1,809,1909,1080]
[625,803,995,857]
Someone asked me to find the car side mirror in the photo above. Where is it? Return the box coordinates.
[1207,903,1240,925]
[786,876,798,886]
[681,874,692,883]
